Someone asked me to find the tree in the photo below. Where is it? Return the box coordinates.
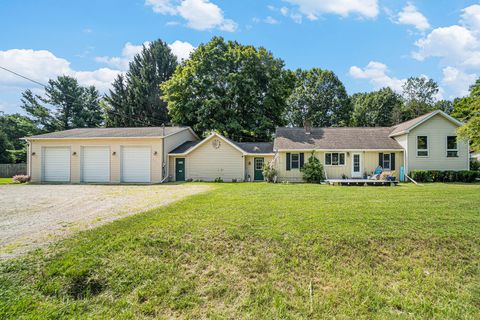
[20,76,102,131]
[286,68,351,127]
[162,37,293,141]
[301,151,325,183]
[394,76,439,122]
[105,40,178,127]
[350,87,402,127]
[453,79,480,152]
[0,113,39,163]
[0,130,14,163]
[434,100,454,114]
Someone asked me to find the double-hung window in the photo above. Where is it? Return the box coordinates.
[447,136,458,157]
[291,153,299,169]
[417,136,429,157]
[383,153,391,170]
[325,152,345,166]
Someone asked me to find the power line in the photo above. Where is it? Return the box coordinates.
[0,65,167,127]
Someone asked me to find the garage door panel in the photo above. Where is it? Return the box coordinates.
[82,147,110,182]
[43,147,70,182]
[121,147,151,183]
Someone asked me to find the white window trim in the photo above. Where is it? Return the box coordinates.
[383,153,391,170]
[416,135,429,158]
[446,136,459,158]
[290,153,300,170]
[324,152,346,167]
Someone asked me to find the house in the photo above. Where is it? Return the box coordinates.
[24,110,469,183]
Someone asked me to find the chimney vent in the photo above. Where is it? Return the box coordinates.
[304,119,312,135]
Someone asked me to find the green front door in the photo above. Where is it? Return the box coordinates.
[175,158,185,181]
[254,158,264,181]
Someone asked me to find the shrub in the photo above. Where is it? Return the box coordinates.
[410,170,478,183]
[262,163,278,183]
[214,177,224,183]
[12,175,30,183]
[471,159,480,171]
[301,151,325,183]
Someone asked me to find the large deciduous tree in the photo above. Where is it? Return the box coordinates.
[162,37,293,141]
[286,68,351,127]
[20,75,102,131]
[350,87,402,127]
[0,113,39,163]
[453,79,480,152]
[394,76,439,123]
[105,40,178,127]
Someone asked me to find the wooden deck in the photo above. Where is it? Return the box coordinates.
[326,179,398,186]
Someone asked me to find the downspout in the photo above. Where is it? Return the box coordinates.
[27,140,31,177]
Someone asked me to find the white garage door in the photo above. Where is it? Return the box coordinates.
[43,147,70,182]
[81,147,110,182]
[121,146,151,183]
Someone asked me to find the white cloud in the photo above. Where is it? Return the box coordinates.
[460,4,480,34]
[349,61,405,92]
[396,3,430,31]
[264,16,279,25]
[145,0,237,31]
[279,6,302,24]
[96,40,195,71]
[285,0,378,20]
[168,40,196,61]
[441,66,477,98]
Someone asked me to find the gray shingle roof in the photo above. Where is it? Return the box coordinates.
[389,111,436,136]
[274,127,403,150]
[26,127,190,139]
[169,141,201,154]
[169,140,274,154]
[234,142,274,154]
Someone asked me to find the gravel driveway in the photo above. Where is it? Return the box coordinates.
[0,184,211,259]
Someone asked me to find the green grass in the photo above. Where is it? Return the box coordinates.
[1,183,479,319]
[0,178,12,185]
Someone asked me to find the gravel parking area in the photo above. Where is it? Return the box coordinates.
[0,184,211,259]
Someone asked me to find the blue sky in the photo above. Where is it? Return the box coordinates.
[1,0,480,114]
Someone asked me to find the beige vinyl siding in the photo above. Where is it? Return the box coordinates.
[245,155,273,181]
[30,138,163,183]
[276,151,404,182]
[183,136,244,182]
[163,129,198,180]
[406,114,469,171]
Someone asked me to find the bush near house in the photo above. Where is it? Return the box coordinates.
[410,170,479,183]
[262,163,278,182]
[470,159,480,171]
[301,152,325,183]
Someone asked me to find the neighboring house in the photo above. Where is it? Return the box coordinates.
[24,110,469,183]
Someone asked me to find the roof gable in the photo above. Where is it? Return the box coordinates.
[169,132,246,155]
[389,110,463,137]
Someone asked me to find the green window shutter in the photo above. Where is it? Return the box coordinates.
[300,153,304,168]
[286,153,291,171]
[391,153,396,170]
[379,153,384,168]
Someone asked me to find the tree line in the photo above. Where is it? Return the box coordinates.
[1,37,479,163]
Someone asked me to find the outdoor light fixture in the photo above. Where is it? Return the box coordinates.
[31,152,36,156]
[154,151,158,155]
[112,151,116,156]
[72,152,77,156]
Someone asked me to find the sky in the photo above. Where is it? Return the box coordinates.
[1,0,480,114]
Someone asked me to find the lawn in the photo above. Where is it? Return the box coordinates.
[0,178,12,185]
[1,183,479,319]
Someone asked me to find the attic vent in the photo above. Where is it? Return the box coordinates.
[253,146,259,151]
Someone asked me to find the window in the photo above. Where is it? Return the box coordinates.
[417,136,428,157]
[291,153,299,169]
[447,136,458,157]
[255,158,264,170]
[383,153,391,170]
[325,152,345,166]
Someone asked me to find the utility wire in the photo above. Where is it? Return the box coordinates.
[0,65,167,127]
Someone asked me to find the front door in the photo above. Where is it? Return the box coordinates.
[175,158,185,181]
[352,153,362,178]
[254,158,264,181]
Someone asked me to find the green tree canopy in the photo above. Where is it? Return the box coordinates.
[286,68,351,127]
[394,76,439,123]
[162,37,293,142]
[350,87,402,127]
[453,79,480,152]
[0,129,14,164]
[20,75,102,131]
[0,113,39,163]
[105,40,178,127]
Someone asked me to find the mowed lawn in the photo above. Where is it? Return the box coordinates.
[0,178,12,185]
[1,183,479,319]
